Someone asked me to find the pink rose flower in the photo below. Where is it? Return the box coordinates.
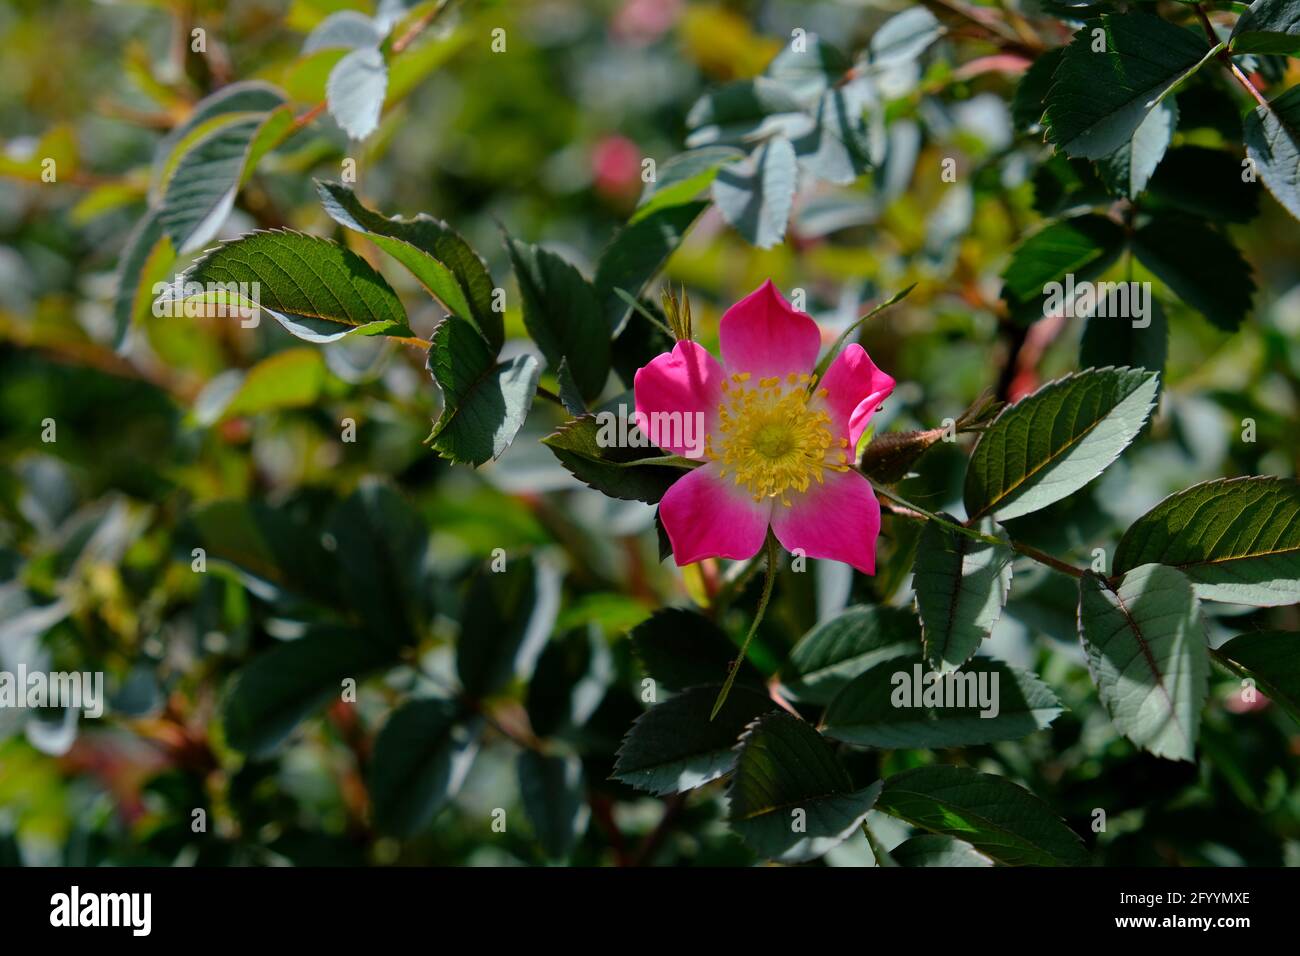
[634,280,895,574]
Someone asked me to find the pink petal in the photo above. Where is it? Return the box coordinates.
[633,341,724,458]
[659,462,772,565]
[818,344,895,455]
[719,280,821,379]
[770,469,881,575]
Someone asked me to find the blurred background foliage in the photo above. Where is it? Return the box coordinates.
[1,0,1299,866]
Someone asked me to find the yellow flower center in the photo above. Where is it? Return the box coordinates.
[707,372,851,506]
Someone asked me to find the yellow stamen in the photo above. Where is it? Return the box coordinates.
[708,371,838,505]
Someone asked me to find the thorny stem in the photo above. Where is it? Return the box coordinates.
[873,480,1085,579]
[1194,4,1270,109]
[711,533,780,720]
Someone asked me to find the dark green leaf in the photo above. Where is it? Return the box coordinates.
[1231,0,1300,55]
[1113,477,1300,606]
[186,499,340,607]
[1244,84,1300,222]
[222,625,394,758]
[456,557,558,698]
[1077,564,1208,761]
[1079,297,1168,377]
[1012,48,1064,132]
[1095,98,1176,198]
[369,697,481,836]
[426,316,540,466]
[326,482,426,650]
[611,685,774,795]
[727,712,881,863]
[594,201,707,332]
[914,518,1014,671]
[171,229,411,342]
[1145,147,1259,223]
[780,605,919,704]
[892,834,993,866]
[964,367,1159,521]
[822,655,1063,748]
[629,607,764,693]
[876,765,1089,866]
[317,180,500,349]
[1132,214,1255,330]
[540,415,682,504]
[1214,630,1300,723]
[506,238,610,402]
[517,751,589,859]
[1043,13,1219,159]
[1000,214,1127,325]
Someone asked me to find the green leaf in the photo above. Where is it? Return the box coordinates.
[611,685,774,796]
[1043,13,1220,159]
[517,751,589,859]
[1132,214,1255,330]
[684,78,808,148]
[712,136,798,249]
[186,499,340,607]
[1214,630,1300,723]
[222,625,394,758]
[426,316,540,466]
[892,834,993,867]
[317,180,501,349]
[1145,147,1259,223]
[1012,48,1064,131]
[369,697,481,837]
[327,45,388,140]
[792,86,874,185]
[160,111,283,253]
[1113,477,1300,606]
[629,607,764,694]
[914,517,1014,671]
[727,712,882,863]
[594,201,707,332]
[633,147,743,222]
[1079,298,1168,377]
[540,415,683,504]
[152,82,287,198]
[506,238,610,402]
[326,482,427,651]
[822,656,1063,748]
[170,229,411,342]
[766,34,851,104]
[780,605,919,705]
[220,348,326,420]
[1245,84,1300,222]
[868,8,945,67]
[303,10,384,51]
[1231,0,1300,55]
[1078,564,1209,761]
[964,367,1159,521]
[1000,214,1127,325]
[1095,98,1177,198]
[112,208,176,350]
[456,557,559,698]
[875,765,1089,866]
